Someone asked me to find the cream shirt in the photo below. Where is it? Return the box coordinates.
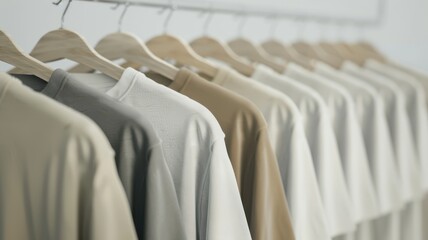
[0,73,137,240]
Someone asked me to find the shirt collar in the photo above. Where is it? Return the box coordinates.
[105,67,140,101]
[168,68,194,92]
[41,69,69,98]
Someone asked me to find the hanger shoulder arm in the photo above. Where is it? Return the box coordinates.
[1,30,53,81]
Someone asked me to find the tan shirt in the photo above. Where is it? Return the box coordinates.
[147,69,295,240]
[0,73,137,240]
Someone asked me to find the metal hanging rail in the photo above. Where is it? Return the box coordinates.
[75,0,386,26]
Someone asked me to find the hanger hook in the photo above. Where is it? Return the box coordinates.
[355,21,365,42]
[52,0,73,29]
[267,15,278,39]
[116,1,131,32]
[159,0,178,34]
[111,2,121,10]
[335,20,344,42]
[201,4,214,36]
[237,11,248,37]
[325,19,335,42]
[319,20,328,42]
[295,17,306,41]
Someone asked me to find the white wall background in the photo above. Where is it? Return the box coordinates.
[0,0,427,73]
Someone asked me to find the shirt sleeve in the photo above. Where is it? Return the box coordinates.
[63,122,138,240]
[203,138,252,240]
[310,109,355,236]
[246,128,296,240]
[320,121,356,236]
[283,120,331,240]
[406,82,428,192]
[336,101,379,222]
[365,61,428,192]
[360,96,403,213]
[144,143,188,240]
[390,92,422,201]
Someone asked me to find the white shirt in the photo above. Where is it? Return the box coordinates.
[286,63,380,224]
[342,61,422,201]
[364,59,428,193]
[0,73,137,240]
[384,61,428,240]
[252,65,331,240]
[387,61,428,109]
[311,62,403,240]
[381,61,428,240]
[309,63,403,214]
[340,62,424,240]
[74,68,252,240]
[283,64,356,236]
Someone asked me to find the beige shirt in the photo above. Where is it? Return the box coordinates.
[148,68,295,240]
[0,73,137,240]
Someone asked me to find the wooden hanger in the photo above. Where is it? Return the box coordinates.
[189,10,255,76]
[147,34,218,77]
[9,0,124,80]
[331,42,366,65]
[291,41,318,59]
[226,13,287,73]
[357,42,383,55]
[261,39,314,70]
[292,41,343,69]
[228,38,286,73]
[1,30,53,82]
[318,42,345,59]
[70,32,178,79]
[144,5,218,77]
[190,36,255,76]
[349,42,387,63]
[9,29,125,80]
[260,18,313,70]
[69,4,178,79]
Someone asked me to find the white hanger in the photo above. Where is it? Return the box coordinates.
[69,2,178,80]
[10,0,124,80]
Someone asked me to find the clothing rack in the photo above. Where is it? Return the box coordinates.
[75,0,386,26]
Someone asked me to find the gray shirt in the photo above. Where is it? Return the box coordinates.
[16,69,186,240]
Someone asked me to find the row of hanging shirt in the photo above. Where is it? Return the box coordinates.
[1,5,428,240]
